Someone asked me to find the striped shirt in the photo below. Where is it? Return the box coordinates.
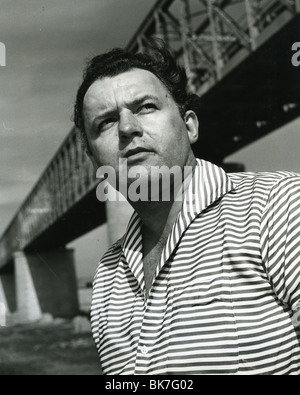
[91,159,300,375]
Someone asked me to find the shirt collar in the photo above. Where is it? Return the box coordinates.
[160,159,235,264]
[115,159,235,285]
[183,158,235,222]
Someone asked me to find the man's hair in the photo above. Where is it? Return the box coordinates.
[74,42,199,149]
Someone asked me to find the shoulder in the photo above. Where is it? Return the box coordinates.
[228,170,300,193]
[228,171,300,212]
[228,169,299,187]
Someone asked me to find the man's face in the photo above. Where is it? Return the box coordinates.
[82,68,198,188]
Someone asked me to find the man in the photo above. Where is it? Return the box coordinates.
[74,44,300,375]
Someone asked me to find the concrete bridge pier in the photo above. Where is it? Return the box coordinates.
[0,275,13,326]
[0,248,79,325]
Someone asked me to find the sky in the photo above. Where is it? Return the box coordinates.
[0,0,299,282]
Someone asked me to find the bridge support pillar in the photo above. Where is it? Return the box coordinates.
[13,248,79,324]
[14,251,42,323]
[0,278,9,326]
[0,272,16,325]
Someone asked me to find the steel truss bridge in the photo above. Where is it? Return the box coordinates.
[1,0,300,272]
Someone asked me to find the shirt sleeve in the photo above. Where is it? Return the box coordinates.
[260,175,300,311]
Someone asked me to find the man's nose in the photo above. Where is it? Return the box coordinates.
[118,111,143,139]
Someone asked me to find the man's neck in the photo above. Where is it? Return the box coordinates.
[128,156,197,297]
[135,199,181,242]
[128,157,197,245]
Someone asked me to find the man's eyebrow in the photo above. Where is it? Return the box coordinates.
[92,109,117,127]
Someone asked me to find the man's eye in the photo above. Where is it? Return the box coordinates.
[138,103,157,113]
[98,118,116,131]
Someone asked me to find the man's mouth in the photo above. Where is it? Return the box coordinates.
[124,147,153,159]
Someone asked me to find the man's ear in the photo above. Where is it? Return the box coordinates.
[83,137,98,170]
[78,128,99,170]
[86,148,98,170]
[184,110,199,144]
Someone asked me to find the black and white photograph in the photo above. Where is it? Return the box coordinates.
[0,0,300,377]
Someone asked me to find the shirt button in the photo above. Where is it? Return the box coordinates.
[141,345,149,355]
